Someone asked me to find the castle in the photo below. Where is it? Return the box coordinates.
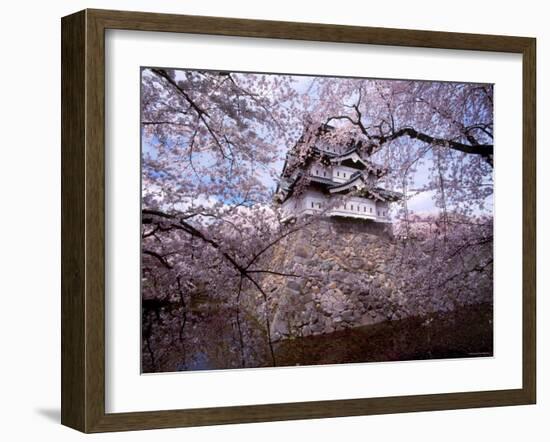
[275,128,402,222]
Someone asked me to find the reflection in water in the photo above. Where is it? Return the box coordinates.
[178,352,211,371]
[169,302,492,372]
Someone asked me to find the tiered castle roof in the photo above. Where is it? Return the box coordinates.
[275,142,401,204]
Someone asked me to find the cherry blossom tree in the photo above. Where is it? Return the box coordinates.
[141,68,312,370]
[141,68,493,372]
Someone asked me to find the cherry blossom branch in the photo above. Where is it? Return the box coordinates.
[142,249,173,269]
[149,68,235,162]
[323,116,493,166]
[435,258,493,290]
[246,269,302,278]
[235,276,246,368]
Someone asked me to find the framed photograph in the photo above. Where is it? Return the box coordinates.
[61,9,536,433]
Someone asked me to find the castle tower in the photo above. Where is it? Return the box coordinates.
[275,127,401,222]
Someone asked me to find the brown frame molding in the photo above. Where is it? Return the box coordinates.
[61,8,536,433]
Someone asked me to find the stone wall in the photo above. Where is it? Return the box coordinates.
[257,218,410,342]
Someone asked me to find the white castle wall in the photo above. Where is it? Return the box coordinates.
[282,189,391,223]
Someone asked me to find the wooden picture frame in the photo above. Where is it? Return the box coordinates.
[61,8,536,433]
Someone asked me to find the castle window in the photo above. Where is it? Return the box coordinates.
[337,172,340,177]
[363,206,366,212]
[343,173,346,178]
[370,207,373,213]
[311,202,314,208]
[350,204,354,210]
[315,169,319,175]
[323,171,326,177]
